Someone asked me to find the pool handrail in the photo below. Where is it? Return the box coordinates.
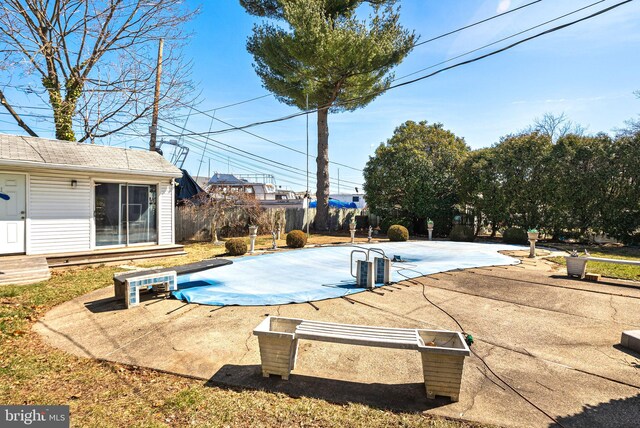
[350,249,368,278]
[368,247,388,260]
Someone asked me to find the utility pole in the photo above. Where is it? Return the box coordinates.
[338,168,340,194]
[149,38,164,151]
[305,93,310,237]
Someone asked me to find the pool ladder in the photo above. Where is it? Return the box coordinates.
[350,247,391,289]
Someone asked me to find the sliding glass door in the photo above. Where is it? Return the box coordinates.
[95,183,157,247]
[127,185,158,244]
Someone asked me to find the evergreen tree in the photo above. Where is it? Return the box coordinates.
[240,0,414,229]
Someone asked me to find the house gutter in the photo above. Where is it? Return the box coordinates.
[0,159,183,179]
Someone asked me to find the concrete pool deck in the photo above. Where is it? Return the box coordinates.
[35,249,640,428]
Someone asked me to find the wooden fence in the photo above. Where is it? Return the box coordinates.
[175,205,363,242]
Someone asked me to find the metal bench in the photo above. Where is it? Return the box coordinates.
[253,316,470,401]
[116,271,178,309]
[565,256,640,279]
[113,259,232,308]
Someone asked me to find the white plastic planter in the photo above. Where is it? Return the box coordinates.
[565,256,588,278]
[253,316,302,380]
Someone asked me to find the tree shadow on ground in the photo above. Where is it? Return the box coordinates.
[552,393,640,428]
[206,364,451,412]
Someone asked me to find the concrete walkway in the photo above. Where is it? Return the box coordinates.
[35,252,640,428]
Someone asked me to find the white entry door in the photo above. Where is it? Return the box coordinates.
[0,173,26,254]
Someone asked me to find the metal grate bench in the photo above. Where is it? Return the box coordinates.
[253,316,471,401]
[113,259,232,308]
[117,271,178,309]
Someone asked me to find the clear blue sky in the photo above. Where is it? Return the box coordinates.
[2,0,639,192]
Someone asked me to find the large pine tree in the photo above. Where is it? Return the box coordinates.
[240,0,414,229]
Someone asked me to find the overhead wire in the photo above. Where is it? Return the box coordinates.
[156,120,363,188]
[160,0,547,174]
[176,0,633,136]
[413,0,544,47]
[172,0,545,117]
[175,139,312,189]
[168,99,363,172]
[0,0,561,168]
[152,125,312,188]
[394,0,607,82]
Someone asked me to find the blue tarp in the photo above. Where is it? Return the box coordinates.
[309,199,357,209]
[173,241,522,306]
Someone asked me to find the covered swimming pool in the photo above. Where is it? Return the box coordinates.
[172,241,521,306]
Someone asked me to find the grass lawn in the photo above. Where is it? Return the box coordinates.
[546,244,640,282]
[0,237,480,428]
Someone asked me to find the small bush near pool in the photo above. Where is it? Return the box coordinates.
[225,238,247,256]
[387,225,409,241]
[449,225,474,242]
[286,230,307,248]
[502,227,528,245]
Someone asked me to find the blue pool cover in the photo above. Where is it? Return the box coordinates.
[173,241,521,306]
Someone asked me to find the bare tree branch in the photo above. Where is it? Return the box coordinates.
[0,0,199,141]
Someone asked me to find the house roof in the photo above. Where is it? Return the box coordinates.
[207,173,250,185]
[0,134,183,178]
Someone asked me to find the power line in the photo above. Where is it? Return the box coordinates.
[191,144,311,189]
[178,0,633,137]
[157,119,363,188]
[170,100,363,172]
[175,0,545,116]
[180,130,361,187]
[175,136,313,189]
[395,0,606,82]
[413,0,544,47]
[2,0,551,154]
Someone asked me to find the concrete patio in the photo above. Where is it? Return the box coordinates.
[34,252,640,428]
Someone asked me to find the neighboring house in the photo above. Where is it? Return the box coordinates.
[328,193,366,209]
[205,173,300,204]
[0,134,183,256]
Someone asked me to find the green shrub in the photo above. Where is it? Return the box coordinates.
[286,230,307,248]
[502,227,528,245]
[449,225,475,242]
[387,224,409,241]
[225,238,247,256]
[380,218,412,234]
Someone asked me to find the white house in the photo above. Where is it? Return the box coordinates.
[0,134,183,256]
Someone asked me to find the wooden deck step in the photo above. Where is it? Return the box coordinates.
[0,256,50,286]
[47,245,187,268]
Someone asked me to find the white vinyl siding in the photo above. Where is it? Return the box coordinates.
[158,182,174,245]
[28,172,92,254]
[20,169,175,255]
